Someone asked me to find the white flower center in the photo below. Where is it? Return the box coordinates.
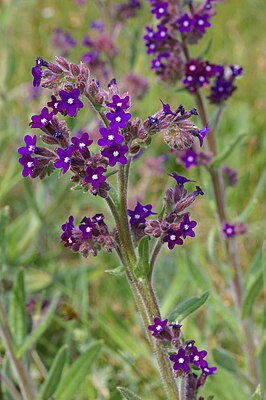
[170,234,176,241]
[92,174,98,180]
[159,7,164,13]
[187,156,194,162]
[155,61,161,67]
[148,32,153,37]
[68,238,73,244]
[187,76,193,81]
[183,21,189,27]
[108,135,114,141]
[184,224,189,230]
[117,102,122,107]
[160,31,166,37]
[189,65,196,71]
[218,86,224,92]
[206,66,211,72]
[64,157,71,164]
[115,116,122,122]
[156,325,162,331]
[143,207,148,212]
[113,151,119,157]
[28,145,35,152]
[199,76,205,82]
[226,228,233,234]
[86,227,92,233]
[27,161,34,168]
[150,43,155,49]
[198,19,204,25]
[54,102,58,108]
[41,118,47,125]
[135,214,140,219]
[67,98,74,104]
[178,358,184,364]
[194,355,199,361]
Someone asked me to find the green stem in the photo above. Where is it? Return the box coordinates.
[0,303,35,400]
[0,372,22,400]
[149,239,163,281]
[178,376,186,399]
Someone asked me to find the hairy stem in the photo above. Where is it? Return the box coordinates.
[149,239,163,281]
[180,37,258,383]
[0,303,35,400]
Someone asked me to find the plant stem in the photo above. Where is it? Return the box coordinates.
[0,303,35,400]
[178,376,186,399]
[0,372,22,400]
[149,239,163,281]
[180,37,258,384]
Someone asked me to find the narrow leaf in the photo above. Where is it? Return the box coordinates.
[0,206,9,269]
[105,265,126,276]
[249,385,261,399]
[38,345,68,400]
[54,341,102,400]
[16,293,60,358]
[210,133,246,169]
[168,292,209,322]
[9,269,27,346]
[238,170,266,222]
[117,387,142,400]
[134,236,150,280]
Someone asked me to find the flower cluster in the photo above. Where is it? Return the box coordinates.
[148,317,217,396]
[61,214,115,257]
[51,28,76,57]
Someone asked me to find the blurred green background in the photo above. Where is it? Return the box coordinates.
[0,0,266,399]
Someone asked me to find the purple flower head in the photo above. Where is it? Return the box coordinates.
[128,202,156,225]
[148,317,168,336]
[163,229,184,250]
[194,186,204,196]
[160,100,176,116]
[32,65,42,87]
[181,149,198,169]
[54,146,74,174]
[151,1,168,19]
[82,51,99,64]
[106,109,131,128]
[90,20,105,33]
[58,88,84,117]
[155,24,168,41]
[101,143,128,166]
[230,65,243,77]
[143,26,155,41]
[180,213,197,238]
[30,107,53,129]
[202,364,217,376]
[71,132,93,153]
[106,95,130,111]
[47,95,61,115]
[19,155,38,178]
[61,216,76,247]
[190,346,208,368]
[98,125,124,147]
[169,173,195,186]
[151,52,170,70]
[85,166,106,189]
[148,116,159,125]
[197,126,210,147]
[222,222,236,238]
[169,348,190,373]
[177,13,194,33]
[79,218,96,240]
[18,135,37,156]
[92,213,105,223]
[194,14,211,33]
[185,340,195,350]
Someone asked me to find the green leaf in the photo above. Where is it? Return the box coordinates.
[105,265,126,276]
[249,385,261,399]
[238,170,266,222]
[104,169,119,179]
[117,387,142,400]
[54,341,102,400]
[38,345,68,400]
[168,292,209,322]
[109,187,120,211]
[0,206,9,269]
[9,269,27,346]
[134,236,150,280]
[210,133,247,169]
[258,334,266,395]
[16,293,60,358]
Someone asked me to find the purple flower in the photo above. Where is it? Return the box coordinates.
[30,107,52,129]
[194,14,211,33]
[143,26,155,41]
[163,229,184,249]
[106,95,130,110]
[128,202,156,225]
[222,222,236,238]
[160,100,176,116]
[201,364,217,376]
[90,20,105,32]
[151,1,168,19]
[169,172,195,186]
[151,52,170,70]
[18,135,37,156]
[209,77,236,103]
[85,166,106,189]
[92,213,105,223]
[230,65,243,77]
[155,24,168,41]
[177,13,194,33]
[148,116,159,125]
[47,95,61,115]
[101,144,128,166]
[32,65,42,87]
[71,132,93,153]
[54,147,74,174]
[180,213,197,238]
[98,125,124,147]
[181,150,198,169]
[197,126,210,147]
[58,88,84,117]
[19,155,38,178]
[61,216,76,247]
[106,109,131,128]
[79,218,96,240]
[148,317,168,336]
[169,348,190,373]
[190,346,208,368]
